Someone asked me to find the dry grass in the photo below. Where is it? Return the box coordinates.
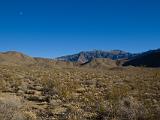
[0,65,159,120]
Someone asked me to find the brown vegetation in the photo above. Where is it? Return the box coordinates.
[0,64,159,120]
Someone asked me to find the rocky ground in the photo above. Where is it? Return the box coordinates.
[0,65,160,120]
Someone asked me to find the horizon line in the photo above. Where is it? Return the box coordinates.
[0,47,159,59]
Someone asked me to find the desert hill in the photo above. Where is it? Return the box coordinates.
[0,51,36,66]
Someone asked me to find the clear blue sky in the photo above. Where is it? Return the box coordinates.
[0,0,160,58]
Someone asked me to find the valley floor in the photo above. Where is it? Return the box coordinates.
[0,65,160,120]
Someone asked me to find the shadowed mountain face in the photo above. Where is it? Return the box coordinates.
[123,49,160,67]
[56,50,136,64]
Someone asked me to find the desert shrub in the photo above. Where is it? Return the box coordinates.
[108,85,130,104]
[11,111,37,120]
[22,111,37,120]
[0,95,23,120]
[41,78,58,96]
[0,94,37,120]
[93,96,149,120]
[0,80,7,91]
[117,96,148,120]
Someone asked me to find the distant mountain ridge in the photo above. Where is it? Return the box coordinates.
[0,49,159,68]
[123,49,160,67]
[56,50,136,63]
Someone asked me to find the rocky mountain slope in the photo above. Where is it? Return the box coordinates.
[56,50,136,64]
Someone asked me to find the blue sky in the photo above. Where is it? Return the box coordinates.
[0,0,160,58]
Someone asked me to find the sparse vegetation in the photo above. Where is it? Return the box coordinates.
[0,63,159,120]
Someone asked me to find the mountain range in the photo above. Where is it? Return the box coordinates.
[56,49,160,68]
[0,49,159,68]
[56,50,137,63]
